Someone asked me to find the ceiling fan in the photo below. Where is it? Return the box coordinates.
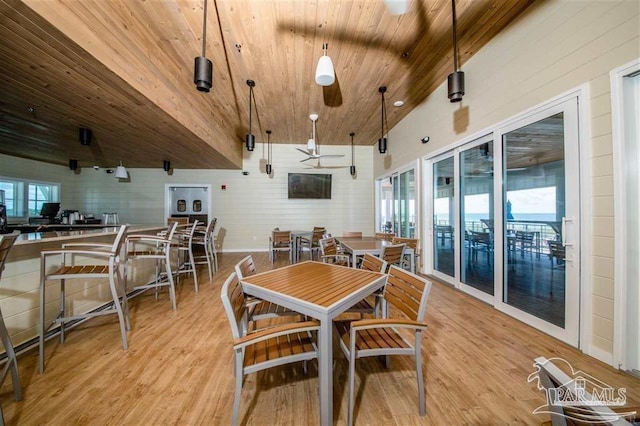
[296,114,345,163]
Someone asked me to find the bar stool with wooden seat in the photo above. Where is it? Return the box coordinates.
[0,232,23,423]
[192,218,217,280]
[39,225,130,373]
[124,221,179,310]
[174,221,199,292]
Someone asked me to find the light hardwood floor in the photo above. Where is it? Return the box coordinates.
[2,252,639,425]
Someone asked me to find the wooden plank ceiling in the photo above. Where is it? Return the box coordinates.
[0,0,534,169]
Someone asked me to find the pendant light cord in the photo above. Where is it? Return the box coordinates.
[248,86,253,133]
[202,0,208,57]
[451,0,458,71]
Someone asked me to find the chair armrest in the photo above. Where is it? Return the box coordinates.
[62,242,113,249]
[41,249,114,258]
[126,234,168,242]
[234,320,320,349]
[350,318,427,332]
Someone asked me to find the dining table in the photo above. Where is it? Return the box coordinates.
[239,261,387,426]
[336,236,416,272]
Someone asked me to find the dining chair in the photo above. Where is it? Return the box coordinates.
[380,243,406,271]
[319,237,350,267]
[392,237,419,272]
[220,272,320,426]
[334,265,432,426]
[192,218,217,280]
[124,221,179,310]
[0,232,23,423]
[269,230,292,263]
[346,253,388,317]
[529,357,636,425]
[233,255,297,323]
[375,232,394,241]
[39,225,130,373]
[299,228,324,261]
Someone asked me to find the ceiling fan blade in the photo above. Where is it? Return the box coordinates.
[318,154,345,158]
[300,157,314,162]
[296,148,312,155]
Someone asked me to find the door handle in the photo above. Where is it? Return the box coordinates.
[562,217,574,247]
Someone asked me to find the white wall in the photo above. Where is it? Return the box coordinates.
[375,1,640,362]
[1,143,374,251]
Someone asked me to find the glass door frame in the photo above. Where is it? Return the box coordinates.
[492,97,580,347]
[424,151,458,285]
[375,160,420,238]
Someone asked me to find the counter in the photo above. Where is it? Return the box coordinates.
[1,224,166,352]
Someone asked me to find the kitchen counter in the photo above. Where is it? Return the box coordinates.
[13,224,165,245]
[1,224,167,352]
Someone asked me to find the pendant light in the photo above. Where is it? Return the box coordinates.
[266,130,273,175]
[194,0,213,92]
[447,0,465,102]
[163,160,171,173]
[315,43,335,86]
[69,159,78,171]
[378,86,388,154]
[349,132,356,176]
[384,0,410,15]
[114,161,128,179]
[246,79,256,151]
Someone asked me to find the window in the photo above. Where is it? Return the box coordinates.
[0,177,59,218]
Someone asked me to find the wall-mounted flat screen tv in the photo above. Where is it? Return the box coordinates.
[288,173,332,199]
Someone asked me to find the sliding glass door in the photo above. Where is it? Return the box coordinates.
[424,96,581,346]
[432,155,455,278]
[377,166,416,238]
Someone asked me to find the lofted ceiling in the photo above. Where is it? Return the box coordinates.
[0,0,534,170]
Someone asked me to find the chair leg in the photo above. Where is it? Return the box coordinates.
[0,309,22,402]
[348,329,357,426]
[189,245,198,293]
[39,274,46,374]
[165,254,177,311]
[59,279,66,343]
[415,334,425,416]
[203,240,213,281]
[232,351,243,426]
[116,265,131,331]
[109,269,128,350]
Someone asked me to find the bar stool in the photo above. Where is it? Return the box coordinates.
[39,225,130,373]
[0,232,23,424]
[192,218,217,281]
[175,221,199,292]
[124,222,179,310]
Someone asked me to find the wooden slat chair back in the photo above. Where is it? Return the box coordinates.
[220,272,320,426]
[334,265,432,426]
[0,232,23,424]
[375,232,394,241]
[234,255,297,322]
[39,225,130,372]
[530,357,635,426]
[300,229,325,261]
[381,243,406,270]
[269,230,292,263]
[346,253,388,316]
[319,237,350,267]
[342,231,362,238]
[167,216,189,226]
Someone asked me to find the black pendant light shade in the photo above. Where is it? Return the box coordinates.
[448,0,465,102]
[194,0,213,92]
[266,129,272,175]
[163,160,171,172]
[246,80,256,151]
[349,132,356,176]
[378,86,388,154]
[79,127,92,146]
[69,159,78,171]
[194,57,213,92]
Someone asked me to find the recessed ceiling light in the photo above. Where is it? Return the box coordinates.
[393,100,404,107]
